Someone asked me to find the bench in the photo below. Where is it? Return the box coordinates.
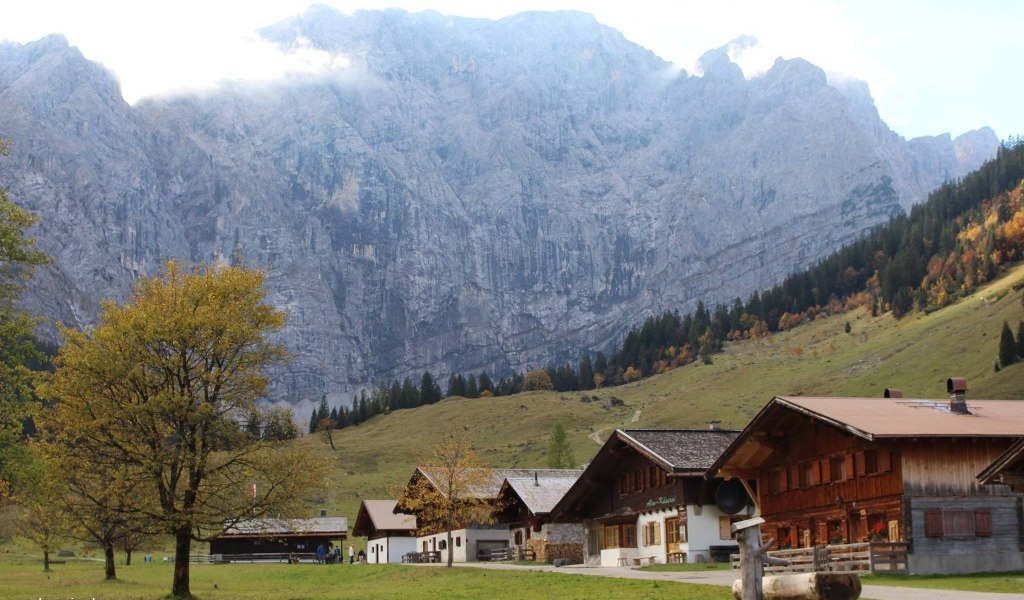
[667,551,687,564]
[632,555,657,566]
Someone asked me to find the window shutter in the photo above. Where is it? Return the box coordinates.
[878,450,892,473]
[789,465,800,489]
[810,461,822,486]
[854,451,866,477]
[924,510,943,537]
[654,522,661,545]
[844,454,854,480]
[821,457,832,483]
[975,510,993,537]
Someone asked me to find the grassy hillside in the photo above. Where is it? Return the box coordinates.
[302,264,1024,544]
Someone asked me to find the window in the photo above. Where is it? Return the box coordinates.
[770,469,788,494]
[830,456,847,481]
[624,524,636,547]
[604,526,620,549]
[778,526,792,549]
[925,509,992,538]
[827,519,844,545]
[642,521,661,546]
[456,537,461,547]
[439,540,447,550]
[943,511,975,537]
[864,450,879,475]
[514,530,523,545]
[799,461,820,487]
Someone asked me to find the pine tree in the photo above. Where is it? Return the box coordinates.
[546,422,576,469]
[308,410,318,434]
[477,371,493,396]
[1017,321,1024,360]
[999,321,1018,368]
[420,371,439,405]
[578,355,594,391]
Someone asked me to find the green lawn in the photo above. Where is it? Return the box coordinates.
[0,556,733,600]
[637,562,731,573]
[865,571,1024,595]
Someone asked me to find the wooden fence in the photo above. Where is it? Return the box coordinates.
[730,542,908,574]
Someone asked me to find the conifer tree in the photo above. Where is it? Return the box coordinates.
[1017,321,1024,360]
[547,422,576,469]
[999,321,1018,368]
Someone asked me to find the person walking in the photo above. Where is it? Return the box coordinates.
[348,544,355,565]
[316,544,326,565]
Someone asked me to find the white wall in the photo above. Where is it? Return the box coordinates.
[416,527,509,562]
[367,536,416,564]
[682,503,739,562]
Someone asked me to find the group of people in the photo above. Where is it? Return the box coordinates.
[309,543,364,564]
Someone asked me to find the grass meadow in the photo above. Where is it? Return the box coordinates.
[0,556,733,600]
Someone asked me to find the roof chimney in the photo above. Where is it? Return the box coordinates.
[884,388,902,398]
[321,509,328,517]
[534,471,539,486]
[708,420,721,431]
[947,377,969,414]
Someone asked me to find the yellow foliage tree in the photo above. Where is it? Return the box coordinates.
[39,261,326,599]
[521,368,554,391]
[395,429,494,567]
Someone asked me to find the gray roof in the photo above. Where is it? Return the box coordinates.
[503,471,583,515]
[418,467,579,499]
[220,516,348,537]
[355,500,416,533]
[620,429,739,471]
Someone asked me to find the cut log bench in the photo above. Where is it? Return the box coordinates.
[732,573,862,600]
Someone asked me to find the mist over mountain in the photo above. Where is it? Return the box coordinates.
[0,7,997,405]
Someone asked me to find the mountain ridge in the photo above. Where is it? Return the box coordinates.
[0,8,999,405]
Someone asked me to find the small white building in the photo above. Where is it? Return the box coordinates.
[352,500,417,564]
[414,525,511,562]
[550,428,746,566]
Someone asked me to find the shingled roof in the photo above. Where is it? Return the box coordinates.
[218,516,348,538]
[620,429,740,472]
[415,467,579,500]
[500,471,584,516]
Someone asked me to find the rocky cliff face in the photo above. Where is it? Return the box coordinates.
[0,8,998,403]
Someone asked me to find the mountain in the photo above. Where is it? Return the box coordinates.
[0,8,999,405]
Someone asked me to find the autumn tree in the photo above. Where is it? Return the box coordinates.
[396,429,493,567]
[39,261,325,599]
[16,452,66,572]
[546,422,576,469]
[521,369,554,392]
[0,141,50,498]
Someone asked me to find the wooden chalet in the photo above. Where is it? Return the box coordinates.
[708,379,1024,575]
[352,500,417,564]
[549,428,746,566]
[397,467,573,562]
[978,436,1024,493]
[492,470,584,563]
[209,515,348,559]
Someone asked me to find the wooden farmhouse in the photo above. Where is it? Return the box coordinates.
[492,470,584,563]
[398,467,578,562]
[708,380,1024,575]
[352,500,417,564]
[549,428,746,566]
[978,436,1024,493]
[209,515,348,559]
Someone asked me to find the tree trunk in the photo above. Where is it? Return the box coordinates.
[446,528,453,568]
[737,525,765,600]
[171,529,192,599]
[104,542,117,580]
[125,545,132,566]
[43,548,50,572]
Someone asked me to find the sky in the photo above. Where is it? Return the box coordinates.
[1,0,1021,141]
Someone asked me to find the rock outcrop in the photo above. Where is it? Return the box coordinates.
[0,9,998,403]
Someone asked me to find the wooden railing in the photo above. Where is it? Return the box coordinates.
[188,552,318,564]
[730,542,908,574]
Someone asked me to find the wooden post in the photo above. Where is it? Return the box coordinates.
[733,516,768,600]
